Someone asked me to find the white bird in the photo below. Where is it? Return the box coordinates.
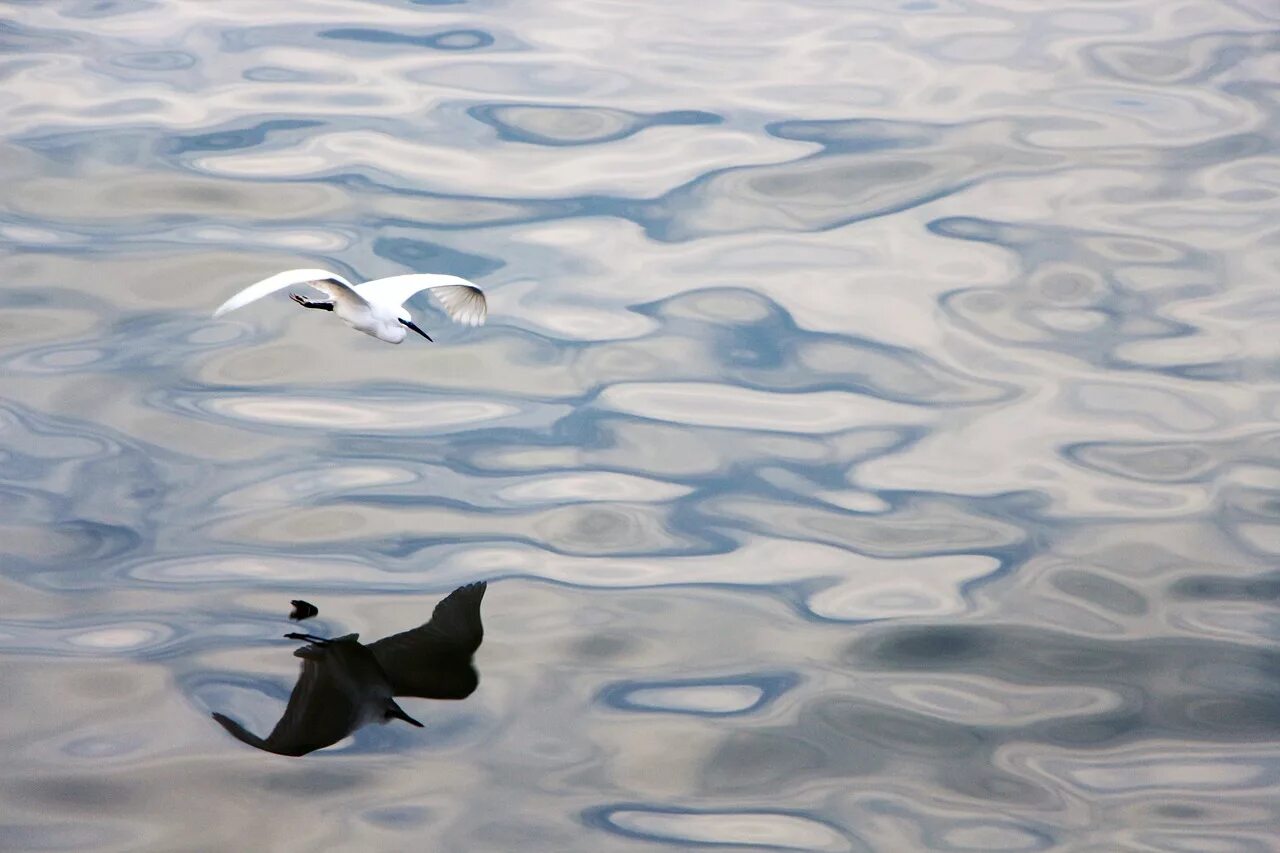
[213,268,487,344]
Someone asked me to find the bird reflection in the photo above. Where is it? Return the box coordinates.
[212,582,486,757]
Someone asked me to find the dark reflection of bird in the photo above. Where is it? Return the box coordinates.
[212,582,487,757]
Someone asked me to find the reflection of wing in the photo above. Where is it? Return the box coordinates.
[213,269,361,317]
[355,274,488,326]
[368,582,486,699]
[211,637,368,757]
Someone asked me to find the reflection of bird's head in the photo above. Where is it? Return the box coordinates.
[289,600,319,621]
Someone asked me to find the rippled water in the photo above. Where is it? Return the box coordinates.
[2,0,1279,850]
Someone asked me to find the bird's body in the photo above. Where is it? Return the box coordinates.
[212,582,487,757]
[212,268,487,344]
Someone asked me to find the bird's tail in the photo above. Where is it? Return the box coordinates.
[211,713,274,752]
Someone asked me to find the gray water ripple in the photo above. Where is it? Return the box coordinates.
[1064,437,1242,484]
[165,118,325,155]
[469,104,722,147]
[0,19,82,54]
[1084,30,1280,86]
[318,27,499,52]
[1170,570,1280,604]
[599,672,801,719]
[585,804,864,852]
[0,823,135,853]
[684,626,1280,832]
[931,215,1245,380]
[635,125,1054,242]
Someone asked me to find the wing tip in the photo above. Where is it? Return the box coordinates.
[453,580,487,605]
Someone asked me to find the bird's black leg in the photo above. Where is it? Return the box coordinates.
[284,632,331,644]
[290,293,334,311]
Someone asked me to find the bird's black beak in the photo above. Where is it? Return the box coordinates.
[400,319,432,342]
[386,701,424,728]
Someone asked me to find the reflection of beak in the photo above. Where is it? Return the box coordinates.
[400,319,433,342]
[386,701,424,727]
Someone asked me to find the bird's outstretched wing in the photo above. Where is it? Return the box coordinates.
[213,269,362,317]
[354,274,488,327]
[211,634,382,758]
[211,650,361,757]
[367,581,487,699]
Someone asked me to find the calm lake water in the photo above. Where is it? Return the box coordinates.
[2,0,1279,850]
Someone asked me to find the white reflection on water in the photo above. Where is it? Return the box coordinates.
[598,382,934,433]
[2,0,1279,849]
[620,684,765,715]
[204,395,520,431]
[599,808,854,852]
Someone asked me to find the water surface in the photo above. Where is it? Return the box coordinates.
[2,0,1279,850]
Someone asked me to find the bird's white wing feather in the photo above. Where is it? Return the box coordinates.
[430,284,488,327]
[213,269,358,317]
[355,274,488,327]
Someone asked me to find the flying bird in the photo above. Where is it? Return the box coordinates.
[213,269,487,344]
[211,582,487,757]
